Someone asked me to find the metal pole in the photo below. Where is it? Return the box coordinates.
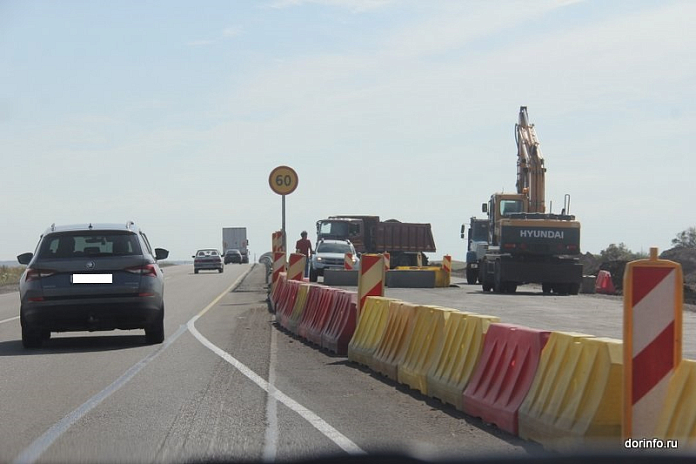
[282,194,287,253]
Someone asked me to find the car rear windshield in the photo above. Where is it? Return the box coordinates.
[37,232,142,259]
[197,250,219,257]
[317,242,352,254]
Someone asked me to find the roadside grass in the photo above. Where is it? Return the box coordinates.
[0,265,25,286]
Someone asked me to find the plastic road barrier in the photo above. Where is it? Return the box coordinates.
[518,333,624,451]
[440,255,452,287]
[595,270,616,294]
[462,323,551,435]
[357,254,386,314]
[426,312,499,410]
[344,252,354,270]
[654,359,696,442]
[270,272,287,310]
[397,305,453,395]
[275,279,299,325]
[321,291,358,355]
[304,288,338,346]
[623,247,683,440]
[290,283,319,336]
[348,296,393,367]
[383,252,390,271]
[285,283,311,333]
[369,301,418,380]
[288,253,306,282]
[272,252,286,285]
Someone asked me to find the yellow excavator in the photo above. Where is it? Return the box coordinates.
[479,107,582,294]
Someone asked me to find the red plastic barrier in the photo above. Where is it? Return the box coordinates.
[271,273,287,311]
[321,291,358,355]
[301,287,337,345]
[462,323,550,436]
[292,284,323,337]
[276,280,300,329]
[595,270,616,294]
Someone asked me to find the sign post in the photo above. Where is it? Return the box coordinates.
[268,166,299,255]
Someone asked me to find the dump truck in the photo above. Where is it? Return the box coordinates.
[315,215,436,268]
[461,217,489,284]
[479,107,582,294]
[222,227,249,263]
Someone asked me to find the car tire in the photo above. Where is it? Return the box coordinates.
[309,267,318,282]
[219,268,224,273]
[194,269,199,274]
[21,316,42,349]
[145,306,165,344]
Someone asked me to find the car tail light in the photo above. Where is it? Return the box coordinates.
[503,243,517,250]
[25,268,56,281]
[125,264,158,277]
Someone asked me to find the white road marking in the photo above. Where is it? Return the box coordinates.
[0,316,19,325]
[12,324,188,464]
[262,322,279,461]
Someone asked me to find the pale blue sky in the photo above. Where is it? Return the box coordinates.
[1,0,693,261]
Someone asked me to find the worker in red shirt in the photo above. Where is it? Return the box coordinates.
[295,231,313,277]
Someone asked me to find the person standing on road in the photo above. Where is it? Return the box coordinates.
[295,231,313,277]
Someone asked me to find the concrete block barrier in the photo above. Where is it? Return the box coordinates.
[462,323,551,435]
[348,296,394,367]
[655,359,696,442]
[518,333,623,450]
[321,291,358,355]
[302,288,337,346]
[397,305,453,395]
[427,312,499,410]
[369,301,419,380]
[386,270,436,288]
[324,269,359,286]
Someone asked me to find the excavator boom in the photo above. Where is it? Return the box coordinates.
[515,106,546,213]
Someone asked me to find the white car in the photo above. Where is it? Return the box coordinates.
[309,239,359,282]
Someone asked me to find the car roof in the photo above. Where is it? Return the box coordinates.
[318,239,352,245]
[42,222,140,236]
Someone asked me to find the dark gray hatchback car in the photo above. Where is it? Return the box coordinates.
[17,222,169,348]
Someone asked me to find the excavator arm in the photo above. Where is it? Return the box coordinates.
[515,106,547,213]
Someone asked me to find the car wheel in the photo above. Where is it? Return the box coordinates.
[194,269,199,274]
[309,267,318,282]
[145,306,165,344]
[21,316,42,349]
[219,268,224,273]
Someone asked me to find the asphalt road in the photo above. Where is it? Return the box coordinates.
[0,265,533,464]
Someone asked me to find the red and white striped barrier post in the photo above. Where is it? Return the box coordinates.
[358,254,385,315]
[288,253,306,281]
[383,252,390,271]
[623,247,683,439]
[272,252,287,284]
[272,231,284,252]
[442,255,452,273]
[344,253,354,270]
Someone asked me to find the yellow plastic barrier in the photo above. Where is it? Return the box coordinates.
[369,301,419,380]
[347,296,394,367]
[426,312,499,410]
[286,283,311,330]
[397,305,454,395]
[654,359,696,443]
[518,334,623,451]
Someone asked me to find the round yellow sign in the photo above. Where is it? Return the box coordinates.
[268,166,298,195]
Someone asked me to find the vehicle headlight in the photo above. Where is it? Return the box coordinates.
[316,257,322,262]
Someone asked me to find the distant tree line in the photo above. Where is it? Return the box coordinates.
[597,227,696,262]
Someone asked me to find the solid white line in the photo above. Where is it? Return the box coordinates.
[0,316,19,325]
[12,324,189,464]
[188,319,365,455]
[12,267,254,464]
[262,323,279,462]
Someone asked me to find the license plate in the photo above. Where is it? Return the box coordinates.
[72,274,112,284]
[471,264,478,268]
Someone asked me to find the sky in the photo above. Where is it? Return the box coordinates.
[0,0,694,262]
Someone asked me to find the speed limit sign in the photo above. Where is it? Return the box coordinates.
[269,166,298,195]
